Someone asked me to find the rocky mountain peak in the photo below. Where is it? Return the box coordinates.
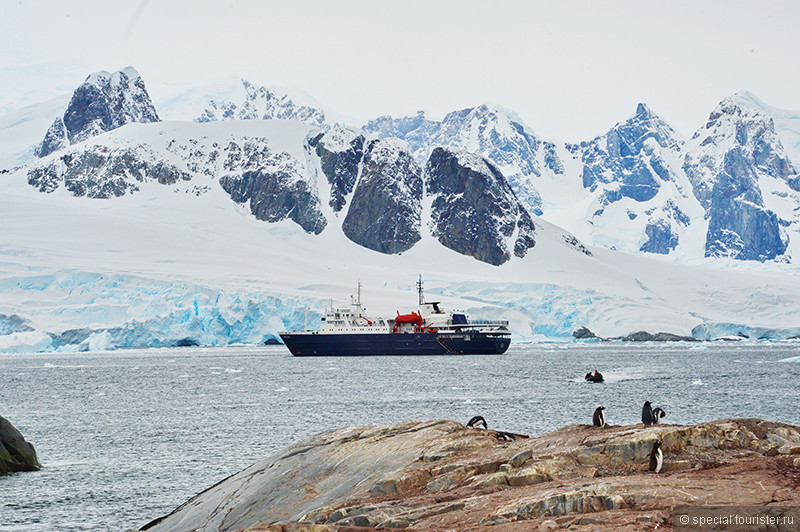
[35,66,160,158]
[195,78,328,128]
[581,104,683,200]
[363,102,558,217]
[635,102,652,118]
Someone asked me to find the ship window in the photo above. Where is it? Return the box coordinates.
[452,313,468,324]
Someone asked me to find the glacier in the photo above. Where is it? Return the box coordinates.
[0,271,314,353]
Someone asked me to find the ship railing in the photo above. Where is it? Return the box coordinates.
[468,319,509,326]
[447,319,509,330]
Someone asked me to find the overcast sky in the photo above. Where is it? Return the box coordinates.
[2,0,798,141]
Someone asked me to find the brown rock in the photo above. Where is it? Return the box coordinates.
[142,418,800,532]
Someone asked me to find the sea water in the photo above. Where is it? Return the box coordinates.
[1,342,799,531]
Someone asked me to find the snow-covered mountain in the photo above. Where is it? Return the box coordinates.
[4,114,800,353]
[368,95,800,264]
[568,103,704,256]
[3,68,800,354]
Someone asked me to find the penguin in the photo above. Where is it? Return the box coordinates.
[648,440,663,473]
[652,407,666,424]
[592,406,606,428]
[641,401,654,427]
[466,415,487,429]
[495,431,516,441]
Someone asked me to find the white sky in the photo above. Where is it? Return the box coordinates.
[1,0,799,141]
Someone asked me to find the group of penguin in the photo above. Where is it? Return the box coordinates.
[465,401,666,475]
[593,400,665,473]
[466,415,520,441]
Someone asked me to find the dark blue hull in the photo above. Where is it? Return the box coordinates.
[279,331,510,356]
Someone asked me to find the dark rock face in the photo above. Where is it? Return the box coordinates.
[704,150,786,260]
[27,146,191,198]
[36,67,159,159]
[35,67,159,159]
[167,135,326,234]
[341,139,422,253]
[572,326,598,340]
[35,117,69,158]
[0,314,34,335]
[0,415,41,474]
[425,147,536,265]
[62,67,159,144]
[639,218,679,254]
[684,98,793,261]
[220,159,327,235]
[313,125,364,211]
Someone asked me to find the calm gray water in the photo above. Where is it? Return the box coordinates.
[1,342,799,531]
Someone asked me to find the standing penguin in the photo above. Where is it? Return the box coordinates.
[466,415,487,429]
[652,407,666,424]
[642,401,654,426]
[592,406,606,428]
[648,440,663,473]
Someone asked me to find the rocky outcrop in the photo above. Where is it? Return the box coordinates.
[572,326,599,340]
[573,328,697,342]
[0,313,34,335]
[36,67,159,157]
[639,217,679,254]
[619,331,698,342]
[0,415,41,475]
[142,418,800,532]
[28,145,191,198]
[310,125,364,212]
[341,138,422,253]
[220,161,327,235]
[425,147,536,265]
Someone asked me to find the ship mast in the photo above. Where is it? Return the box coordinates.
[417,274,424,306]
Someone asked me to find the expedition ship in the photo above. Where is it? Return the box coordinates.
[279,278,511,356]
